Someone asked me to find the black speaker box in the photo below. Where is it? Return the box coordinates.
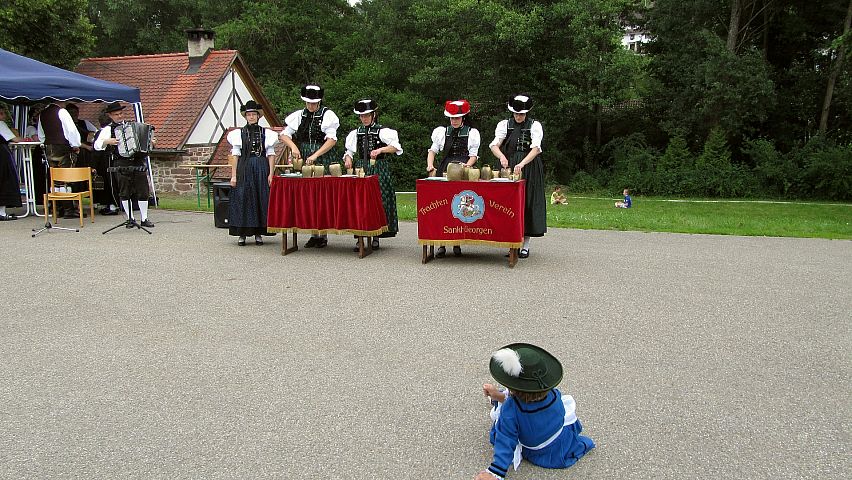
[213,182,231,228]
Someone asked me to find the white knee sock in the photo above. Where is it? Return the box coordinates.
[523,236,530,250]
[0,206,6,216]
[121,200,131,219]
[138,200,149,221]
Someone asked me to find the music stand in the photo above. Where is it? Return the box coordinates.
[32,153,78,237]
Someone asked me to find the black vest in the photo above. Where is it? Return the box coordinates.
[442,125,470,159]
[240,124,266,159]
[294,106,328,144]
[39,104,69,146]
[501,118,534,155]
[356,124,388,162]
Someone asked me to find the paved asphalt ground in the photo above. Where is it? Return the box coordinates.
[1,210,849,479]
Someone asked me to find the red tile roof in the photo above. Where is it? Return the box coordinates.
[75,51,279,151]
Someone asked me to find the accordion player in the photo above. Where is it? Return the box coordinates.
[93,102,156,227]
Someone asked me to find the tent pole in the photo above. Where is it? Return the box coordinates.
[133,102,158,208]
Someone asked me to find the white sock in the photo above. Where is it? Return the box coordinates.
[138,200,149,221]
[523,236,530,250]
[0,206,6,216]
[121,200,132,219]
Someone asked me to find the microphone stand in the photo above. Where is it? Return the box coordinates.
[32,153,78,237]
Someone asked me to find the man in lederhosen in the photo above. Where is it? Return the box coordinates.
[93,102,154,227]
[38,101,81,218]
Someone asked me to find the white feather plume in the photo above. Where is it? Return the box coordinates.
[492,348,523,377]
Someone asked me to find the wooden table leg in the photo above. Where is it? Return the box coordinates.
[357,236,373,258]
[509,248,518,268]
[422,245,435,264]
[282,231,299,256]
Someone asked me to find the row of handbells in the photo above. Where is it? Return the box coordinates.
[286,159,521,181]
[440,163,521,181]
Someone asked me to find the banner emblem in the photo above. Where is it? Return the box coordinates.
[452,190,485,223]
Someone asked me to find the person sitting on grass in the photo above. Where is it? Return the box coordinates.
[615,188,632,208]
[475,343,595,480]
[550,185,568,205]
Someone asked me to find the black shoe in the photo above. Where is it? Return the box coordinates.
[453,246,462,257]
[238,236,246,246]
[63,210,80,219]
[436,246,446,258]
[0,214,17,221]
[305,237,318,248]
[518,249,529,258]
[140,219,155,227]
[315,237,328,248]
[255,236,263,245]
[100,207,119,216]
[372,238,380,249]
[125,220,136,228]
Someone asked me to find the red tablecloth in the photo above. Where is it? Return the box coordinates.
[416,179,525,248]
[267,176,388,236]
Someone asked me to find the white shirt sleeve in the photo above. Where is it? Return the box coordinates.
[468,128,481,157]
[379,128,403,155]
[264,128,278,157]
[530,121,543,152]
[58,108,81,147]
[428,126,445,154]
[227,129,242,156]
[0,121,15,141]
[93,126,112,151]
[83,120,98,133]
[282,110,302,138]
[488,120,509,148]
[321,109,340,142]
[343,130,357,159]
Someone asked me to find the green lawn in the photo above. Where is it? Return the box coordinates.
[157,192,852,240]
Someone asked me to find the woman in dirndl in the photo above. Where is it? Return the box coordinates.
[426,99,481,258]
[0,106,23,221]
[227,100,278,246]
[489,94,546,259]
[342,99,404,249]
[278,84,341,248]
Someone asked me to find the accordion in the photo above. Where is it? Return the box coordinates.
[116,121,153,157]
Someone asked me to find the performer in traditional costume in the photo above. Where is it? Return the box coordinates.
[38,101,81,218]
[0,106,23,221]
[343,99,403,250]
[426,99,481,257]
[227,100,278,246]
[476,344,595,480]
[278,84,340,248]
[489,94,546,259]
[93,102,155,227]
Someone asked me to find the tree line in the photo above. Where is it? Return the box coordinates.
[2,0,849,199]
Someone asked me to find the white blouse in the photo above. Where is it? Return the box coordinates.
[488,119,544,152]
[0,121,16,141]
[428,126,481,157]
[282,108,341,141]
[226,127,278,157]
[343,127,404,159]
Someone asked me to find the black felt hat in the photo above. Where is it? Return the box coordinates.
[489,343,563,393]
[104,102,126,113]
[507,94,533,114]
[240,100,263,115]
[353,99,378,115]
[300,84,324,103]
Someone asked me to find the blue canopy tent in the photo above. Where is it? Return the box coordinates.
[0,48,140,104]
[0,48,156,212]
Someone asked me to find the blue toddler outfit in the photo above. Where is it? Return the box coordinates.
[487,388,595,479]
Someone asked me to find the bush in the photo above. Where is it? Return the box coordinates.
[605,133,658,194]
[745,138,798,197]
[655,132,692,195]
[799,139,852,200]
[568,170,604,193]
